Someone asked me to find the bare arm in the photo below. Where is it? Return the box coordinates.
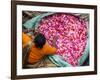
[52,36,58,48]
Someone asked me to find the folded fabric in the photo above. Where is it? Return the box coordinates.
[78,28,90,66]
[48,55,72,67]
[23,13,55,29]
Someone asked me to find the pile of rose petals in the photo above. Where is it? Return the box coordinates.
[38,13,88,66]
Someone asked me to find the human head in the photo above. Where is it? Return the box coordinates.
[34,33,46,49]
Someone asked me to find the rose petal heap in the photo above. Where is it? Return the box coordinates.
[38,13,88,66]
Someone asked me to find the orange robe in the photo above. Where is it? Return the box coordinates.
[22,32,56,64]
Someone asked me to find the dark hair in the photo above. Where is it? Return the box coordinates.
[34,33,46,49]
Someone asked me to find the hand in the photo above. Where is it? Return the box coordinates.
[52,36,58,47]
[33,29,39,36]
